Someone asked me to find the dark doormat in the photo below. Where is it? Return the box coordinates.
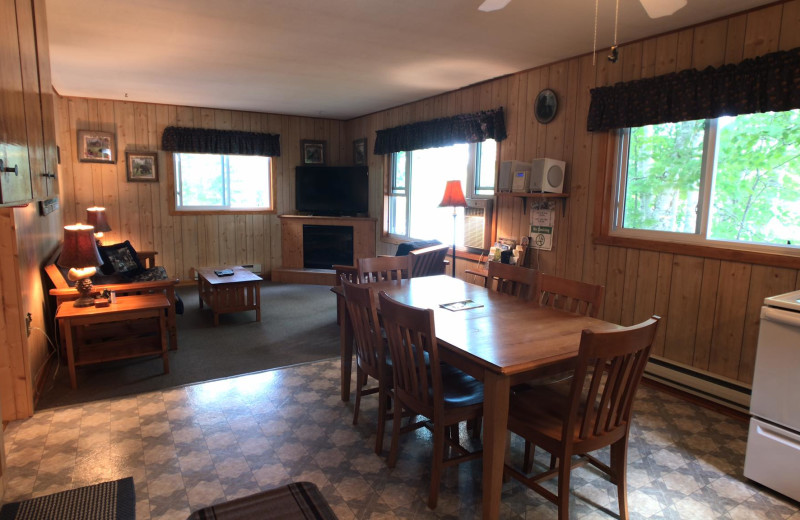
[0,477,135,520]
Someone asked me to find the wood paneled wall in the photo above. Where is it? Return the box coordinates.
[55,97,347,282]
[346,0,800,384]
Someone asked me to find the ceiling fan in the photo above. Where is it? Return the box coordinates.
[478,0,687,18]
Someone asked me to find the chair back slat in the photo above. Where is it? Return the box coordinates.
[567,317,660,446]
[487,262,538,301]
[333,264,359,286]
[379,291,440,418]
[358,256,412,283]
[538,273,604,318]
[409,244,449,277]
[341,276,385,380]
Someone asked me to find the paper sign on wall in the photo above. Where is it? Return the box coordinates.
[530,207,554,251]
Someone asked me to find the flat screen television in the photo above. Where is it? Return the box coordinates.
[295,166,369,216]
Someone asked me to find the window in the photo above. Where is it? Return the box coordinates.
[387,139,496,245]
[173,153,274,212]
[613,110,800,252]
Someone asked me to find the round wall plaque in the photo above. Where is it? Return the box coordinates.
[534,89,558,124]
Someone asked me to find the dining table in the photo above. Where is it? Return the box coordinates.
[333,274,622,519]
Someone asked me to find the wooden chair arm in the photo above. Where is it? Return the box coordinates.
[50,278,179,298]
[136,250,158,269]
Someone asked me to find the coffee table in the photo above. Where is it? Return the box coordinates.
[196,266,262,326]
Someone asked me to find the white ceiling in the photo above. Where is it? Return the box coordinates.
[45,0,774,120]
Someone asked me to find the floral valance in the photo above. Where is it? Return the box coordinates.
[161,126,281,157]
[587,47,800,132]
[373,107,507,155]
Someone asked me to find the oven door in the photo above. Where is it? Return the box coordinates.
[750,306,800,431]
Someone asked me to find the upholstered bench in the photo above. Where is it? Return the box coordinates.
[186,482,337,520]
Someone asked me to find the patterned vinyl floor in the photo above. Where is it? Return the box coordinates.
[2,359,799,519]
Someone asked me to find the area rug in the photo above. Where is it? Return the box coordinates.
[187,482,337,520]
[0,477,134,520]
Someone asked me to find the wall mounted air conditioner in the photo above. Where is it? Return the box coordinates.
[463,198,493,252]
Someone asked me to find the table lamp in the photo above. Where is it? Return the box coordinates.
[86,206,111,243]
[58,224,103,307]
[438,180,468,278]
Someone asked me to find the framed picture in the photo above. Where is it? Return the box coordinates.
[353,138,367,166]
[77,130,116,163]
[301,139,326,165]
[126,152,158,182]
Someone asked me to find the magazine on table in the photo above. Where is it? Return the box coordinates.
[439,299,483,311]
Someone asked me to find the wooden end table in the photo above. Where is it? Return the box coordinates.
[56,294,170,389]
[196,267,262,326]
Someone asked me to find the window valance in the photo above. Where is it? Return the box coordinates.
[373,107,507,155]
[161,126,281,157]
[587,47,800,132]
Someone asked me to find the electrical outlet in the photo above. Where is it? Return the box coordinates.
[26,313,32,337]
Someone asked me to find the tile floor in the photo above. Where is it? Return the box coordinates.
[3,359,799,519]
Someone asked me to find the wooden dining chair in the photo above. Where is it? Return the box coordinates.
[341,276,392,454]
[505,316,660,520]
[358,255,412,283]
[378,291,484,509]
[487,262,538,300]
[519,273,606,469]
[408,243,449,277]
[537,273,604,317]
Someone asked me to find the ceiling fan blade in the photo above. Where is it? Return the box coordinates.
[639,0,687,18]
[478,0,512,12]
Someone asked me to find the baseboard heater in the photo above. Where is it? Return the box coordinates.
[644,356,751,414]
[192,264,262,280]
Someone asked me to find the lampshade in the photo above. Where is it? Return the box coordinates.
[58,224,103,269]
[86,206,111,233]
[438,180,468,208]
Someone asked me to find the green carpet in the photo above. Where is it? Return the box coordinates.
[36,282,339,409]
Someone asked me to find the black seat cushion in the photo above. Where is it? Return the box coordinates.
[395,239,442,256]
[441,368,484,408]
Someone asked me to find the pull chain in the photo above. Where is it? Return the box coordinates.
[608,0,620,62]
[593,0,599,65]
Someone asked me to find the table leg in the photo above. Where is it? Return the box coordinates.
[61,318,78,389]
[159,312,170,374]
[255,282,261,322]
[338,293,353,402]
[482,371,510,520]
[197,276,204,308]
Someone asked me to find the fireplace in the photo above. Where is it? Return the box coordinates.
[302,225,354,269]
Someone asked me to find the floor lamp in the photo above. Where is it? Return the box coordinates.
[438,180,468,277]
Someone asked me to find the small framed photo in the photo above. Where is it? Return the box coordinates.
[126,152,158,182]
[301,139,326,165]
[353,138,367,166]
[77,130,116,163]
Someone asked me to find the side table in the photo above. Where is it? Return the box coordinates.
[56,294,170,389]
[196,266,262,326]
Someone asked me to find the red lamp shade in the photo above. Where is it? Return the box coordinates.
[86,206,111,233]
[58,224,103,269]
[438,180,468,208]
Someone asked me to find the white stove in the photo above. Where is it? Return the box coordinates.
[744,289,800,501]
[764,289,800,312]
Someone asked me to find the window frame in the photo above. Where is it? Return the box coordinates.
[168,152,277,216]
[595,123,800,270]
[382,140,497,243]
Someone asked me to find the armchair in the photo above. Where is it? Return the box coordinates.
[45,243,180,349]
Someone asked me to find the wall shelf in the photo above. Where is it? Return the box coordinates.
[496,192,569,215]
